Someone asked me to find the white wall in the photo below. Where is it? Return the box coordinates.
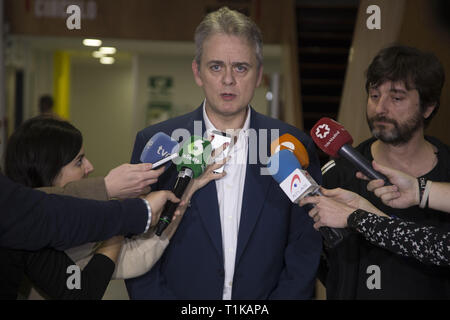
[70,57,135,177]
[70,57,135,300]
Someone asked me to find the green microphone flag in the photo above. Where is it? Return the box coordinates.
[176,136,212,178]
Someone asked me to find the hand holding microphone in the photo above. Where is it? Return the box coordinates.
[104,163,165,199]
[175,141,230,212]
[268,134,349,248]
[155,136,212,236]
[311,118,391,185]
[358,161,420,209]
[143,190,181,227]
[300,187,388,229]
[300,191,359,229]
[137,132,230,237]
[104,132,181,200]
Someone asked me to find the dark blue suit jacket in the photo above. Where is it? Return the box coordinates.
[126,106,322,299]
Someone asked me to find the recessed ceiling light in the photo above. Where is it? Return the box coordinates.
[83,39,102,47]
[92,51,105,58]
[99,47,117,55]
[100,57,115,64]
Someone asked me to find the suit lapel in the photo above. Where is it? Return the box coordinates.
[235,110,273,266]
[191,179,223,261]
[185,106,224,261]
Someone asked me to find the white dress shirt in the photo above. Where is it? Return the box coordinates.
[203,102,250,300]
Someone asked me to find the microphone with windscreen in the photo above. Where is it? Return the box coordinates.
[311,118,390,184]
[268,144,347,248]
[140,132,180,169]
[155,136,212,236]
[270,133,310,169]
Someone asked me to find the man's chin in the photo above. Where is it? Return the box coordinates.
[373,130,408,146]
[373,128,394,141]
[214,106,247,118]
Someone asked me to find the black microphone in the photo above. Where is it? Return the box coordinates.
[155,169,193,236]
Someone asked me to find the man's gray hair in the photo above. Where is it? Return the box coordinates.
[194,7,263,69]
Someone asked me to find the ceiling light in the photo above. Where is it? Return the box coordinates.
[92,51,105,58]
[99,47,117,55]
[83,39,102,47]
[100,57,115,65]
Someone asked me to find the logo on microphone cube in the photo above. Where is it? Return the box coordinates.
[157,145,169,157]
[178,137,211,174]
[315,124,330,139]
[187,139,204,157]
[280,169,316,203]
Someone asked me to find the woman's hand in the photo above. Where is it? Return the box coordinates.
[174,159,229,218]
[105,163,165,199]
[356,161,420,209]
[299,195,356,229]
[160,143,230,239]
[299,187,388,230]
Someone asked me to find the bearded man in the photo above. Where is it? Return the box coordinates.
[320,45,450,299]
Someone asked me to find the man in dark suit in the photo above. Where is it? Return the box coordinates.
[126,7,322,299]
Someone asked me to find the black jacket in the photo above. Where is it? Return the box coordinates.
[321,136,450,299]
[0,248,114,300]
[0,174,147,251]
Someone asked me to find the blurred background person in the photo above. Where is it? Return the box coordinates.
[38,95,57,118]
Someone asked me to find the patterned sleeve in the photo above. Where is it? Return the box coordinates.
[347,210,450,266]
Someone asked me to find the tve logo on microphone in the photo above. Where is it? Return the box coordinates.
[140,132,179,165]
[157,145,170,157]
[279,169,315,203]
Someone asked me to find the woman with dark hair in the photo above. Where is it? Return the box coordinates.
[3,116,122,299]
[5,117,92,188]
[1,116,228,299]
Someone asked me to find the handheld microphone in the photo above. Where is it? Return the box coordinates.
[155,136,211,236]
[270,133,310,169]
[267,149,347,248]
[140,132,180,169]
[311,118,391,184]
